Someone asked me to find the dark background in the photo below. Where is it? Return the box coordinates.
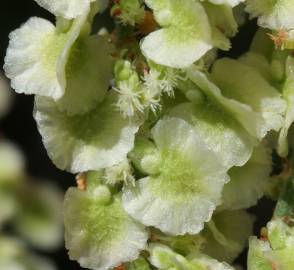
[0,2,274,269]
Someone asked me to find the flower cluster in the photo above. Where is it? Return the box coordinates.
[4,0,294,269]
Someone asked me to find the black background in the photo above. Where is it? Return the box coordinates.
[0,1,274,269]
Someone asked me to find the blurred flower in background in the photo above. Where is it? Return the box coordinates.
[0,74,63,270]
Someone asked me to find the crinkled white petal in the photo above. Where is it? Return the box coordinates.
[169,102,254,169]
[34,92,139,173]
[4,8,90,101]
[34,0,105,19]
[64,187,148,270]
[245,0,294,30]
[141,0,212,68]
[123,118,229,235]
[220,142,272,211]
[187,67,266,140]
[4,17,65,100]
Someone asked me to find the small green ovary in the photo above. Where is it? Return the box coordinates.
[80,196,127,247]
[149,149,204,201]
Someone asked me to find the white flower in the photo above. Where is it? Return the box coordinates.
[123,118,229,235]
[64,186,148,270]
[141,0,213,68]
[34,92,140,173]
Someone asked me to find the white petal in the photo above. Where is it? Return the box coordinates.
[34,92,140,173]
[245,0,294,30]
[169,102,254,169]
[220,142,272,210]
[4,17,65,100]
[211,58,286,136]
[34,0,106,19]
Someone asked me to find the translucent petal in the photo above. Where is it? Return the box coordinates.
[278,57,294,157]
[34,92,140,173]
[13,182,63,250]
[123,118,229,235]
[56,35,113,115]
[203,210,254,263]
[245,0,294,30]
[211,59,286,136]
[140,0,212,68]
[239,52,272,82]
[64,187,148,270]
[187,67,266,139]
[149,244,234,270]
[34,0,107,19]
[169,102,254,169]
[220,142,272,210]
